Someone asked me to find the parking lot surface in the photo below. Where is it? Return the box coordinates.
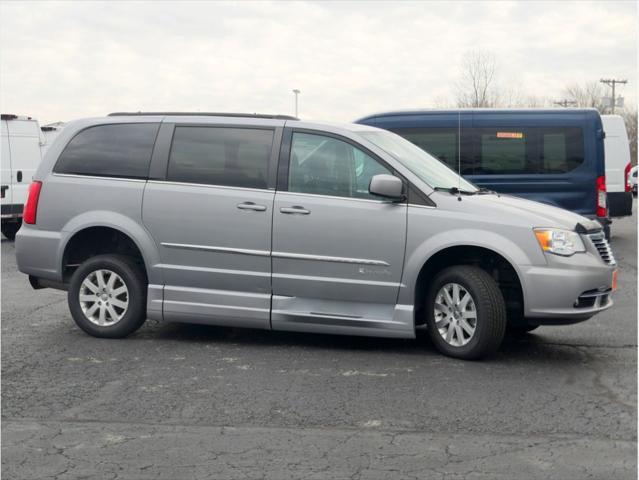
[1,213,637,479]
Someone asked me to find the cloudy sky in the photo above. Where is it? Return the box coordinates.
[0,1,636,124]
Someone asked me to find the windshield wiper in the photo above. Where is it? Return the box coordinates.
[434,186,477,195]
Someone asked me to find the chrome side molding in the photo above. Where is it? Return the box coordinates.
[161,242,390,266]
[161,243,270,257]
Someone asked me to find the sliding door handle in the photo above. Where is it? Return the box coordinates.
[280,206,310,215]
[237,202,266,212]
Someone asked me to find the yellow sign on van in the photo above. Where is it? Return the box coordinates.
[497,132,524,139]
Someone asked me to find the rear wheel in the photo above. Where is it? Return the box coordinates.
[1,220,21,241]
[68,254,147,338]
[425,265,506,360]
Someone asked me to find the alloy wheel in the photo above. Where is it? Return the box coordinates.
[79,269,129,326]
[433,282,477,347]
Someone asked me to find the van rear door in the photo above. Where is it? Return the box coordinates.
[5,118,43,212]
[1,119,12,213]
[602,115,632,217]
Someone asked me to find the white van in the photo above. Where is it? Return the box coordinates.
[602,115,633,218]
[40,124,64,154]
[1,114,48,240]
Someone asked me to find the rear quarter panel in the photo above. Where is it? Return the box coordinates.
[20,174,162,284]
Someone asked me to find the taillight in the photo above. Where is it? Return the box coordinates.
[624,162,632,192]
[23,181,42,224]
[596,175,607,218]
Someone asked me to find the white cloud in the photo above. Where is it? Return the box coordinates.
[0,0,636,124]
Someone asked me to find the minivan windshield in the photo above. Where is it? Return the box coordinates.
[358,130,478,192]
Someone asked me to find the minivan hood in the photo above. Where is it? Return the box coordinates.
[444,192,600,232]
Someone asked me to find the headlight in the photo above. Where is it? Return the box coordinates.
[534,228,586,256]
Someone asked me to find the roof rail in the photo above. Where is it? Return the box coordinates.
[107,112,298,120]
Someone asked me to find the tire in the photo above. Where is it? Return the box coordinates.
[1,221,21,241]
[68,254,147,338]
[425,265,506,360]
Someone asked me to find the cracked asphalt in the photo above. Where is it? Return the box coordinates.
[1,213,637,479]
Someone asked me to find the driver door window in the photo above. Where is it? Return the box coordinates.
[288,132,392,199]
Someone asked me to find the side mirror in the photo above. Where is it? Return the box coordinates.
[369,174,404,200]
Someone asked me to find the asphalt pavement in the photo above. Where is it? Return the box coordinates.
[1,213,637,479]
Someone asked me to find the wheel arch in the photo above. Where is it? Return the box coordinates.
[404,230,530,329]
[58,212,162,285]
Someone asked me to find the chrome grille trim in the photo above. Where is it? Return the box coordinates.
[587,232,616,266]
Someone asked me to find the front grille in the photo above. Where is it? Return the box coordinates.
[587,232,616,265]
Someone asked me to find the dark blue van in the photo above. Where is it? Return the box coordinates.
[356,109,610,235]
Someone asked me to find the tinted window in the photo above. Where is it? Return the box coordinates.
[540,128,584,173]
[393,128,457,168]
[167,127,273,189]
[477,130,530,174]
[476,128,584,175]
[55,123,159,178]
[392,125,585,176]
[391,127,474,174]
[289,132,392,199]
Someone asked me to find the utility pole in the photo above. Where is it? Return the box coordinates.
[292,89,300,118]
[553,99,577,108]
[600,78,627,114]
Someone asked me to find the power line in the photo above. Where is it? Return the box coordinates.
[553,99,577,108]
[600,78,627,114]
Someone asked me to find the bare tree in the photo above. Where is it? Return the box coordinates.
[455,51,498,108]
[621,107,638,165]
[563,81,607,112]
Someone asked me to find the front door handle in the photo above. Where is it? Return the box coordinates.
[280,206,310,215]
[237,202,266,212]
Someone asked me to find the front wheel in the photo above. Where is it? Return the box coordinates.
[425,265,506,360]
[68,254,147,338]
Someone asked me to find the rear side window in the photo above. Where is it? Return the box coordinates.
[476,128,584,175]
[55,123,159,178]
[167,127,273,189]
[393,126,585,175]
[539,128,584,173]
[477,130,530,174]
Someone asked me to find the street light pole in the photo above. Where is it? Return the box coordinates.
[292,89,300,118]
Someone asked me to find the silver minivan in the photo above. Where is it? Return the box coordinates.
[15,113,617,359]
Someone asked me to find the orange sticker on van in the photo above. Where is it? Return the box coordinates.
[496,132,524,139]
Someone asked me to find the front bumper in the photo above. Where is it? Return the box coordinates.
[521,247,615,324]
